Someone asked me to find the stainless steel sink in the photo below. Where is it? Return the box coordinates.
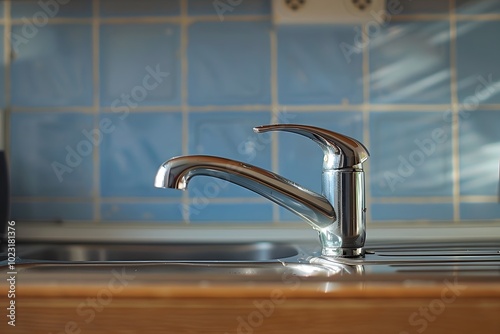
[10,262,345,284]
[325,241,500,278]
[11,242,300,262]
[2,242,346,283]
[2,241,500,283]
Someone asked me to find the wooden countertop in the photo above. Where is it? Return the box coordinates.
[1,277,500,334]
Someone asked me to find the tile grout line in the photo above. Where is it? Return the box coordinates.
[92,0,101,223]
[459,196,500,203]
[2,15,270,25]
[372,197,454,204]
[11,194,500,204]
[180,0,189,155]
[361,22,372,225]
[449,0,461,222]
[1,13,500,25]
[270,24,280,224]
[14,102,500,113]
[180,0,190,225]
[101,197,269,204]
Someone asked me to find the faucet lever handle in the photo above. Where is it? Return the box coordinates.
[254,124,369,170]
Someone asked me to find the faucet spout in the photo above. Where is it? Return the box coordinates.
[155,124,368,258]
[155,155,336,231]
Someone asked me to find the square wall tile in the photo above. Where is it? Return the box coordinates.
[100,24,181,107]
[460,203,500,220]
[100,112,183,197]
[371,203,453,221]
[11,201,93,221]
[188,111,271,198]
[188,21,271,106]
[10,112,94,197]
[370,21,451,104]
[456,0,500,13]
[459,110,500,196]
[11,0,92,18]
[100,0,180,17]
[456,21,500,105]
[277,25,363,105]
[189,202,273,223]
[11,24,93,107]
[188,0,270,16]
[101,202,184,222]
[370,111,453,197]
[278,112,363,195]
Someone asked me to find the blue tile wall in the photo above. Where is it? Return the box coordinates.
[101,202,184,222]
[370,111,453,198]
[5,0,500,226]
[10,112,94,198]
[456,21,500,105]
[99,111,183,198]
[11,0,92,18]
[456,0,500,13]
[188,0,270,16]
[460,203,500,221]
[189,202,273,223]
[11,24,93,107]
[99,0,180,17]
[188,21,271,105]
[369,21,451,105]
[11,201,94,222]
[371,203,454,221]
[99,23,181,107]
[187,111,271,198]
[459,110,500,196]
[277,25,364,105]
[396,0,450,14]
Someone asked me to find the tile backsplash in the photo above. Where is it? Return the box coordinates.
[3,0,500,226]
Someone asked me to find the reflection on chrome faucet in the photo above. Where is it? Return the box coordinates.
[155,124,369,258]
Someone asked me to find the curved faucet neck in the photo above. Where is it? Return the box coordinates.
[155,155,336,231]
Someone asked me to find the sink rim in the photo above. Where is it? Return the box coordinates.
[4,241,305,264]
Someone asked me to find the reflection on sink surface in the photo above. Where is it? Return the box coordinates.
[2,241,500,282]
[328,242,500,278]
[14,242,300,262]
[13,262,345,282]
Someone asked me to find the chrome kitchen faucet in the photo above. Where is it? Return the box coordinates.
[155,124,370,258]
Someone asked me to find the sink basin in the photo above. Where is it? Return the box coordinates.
[11,242,300,262]
[3,242,343,283]
[2,242,359,283]
[2,241,500,283]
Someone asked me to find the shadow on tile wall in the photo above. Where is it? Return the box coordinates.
[3,0,500,225]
